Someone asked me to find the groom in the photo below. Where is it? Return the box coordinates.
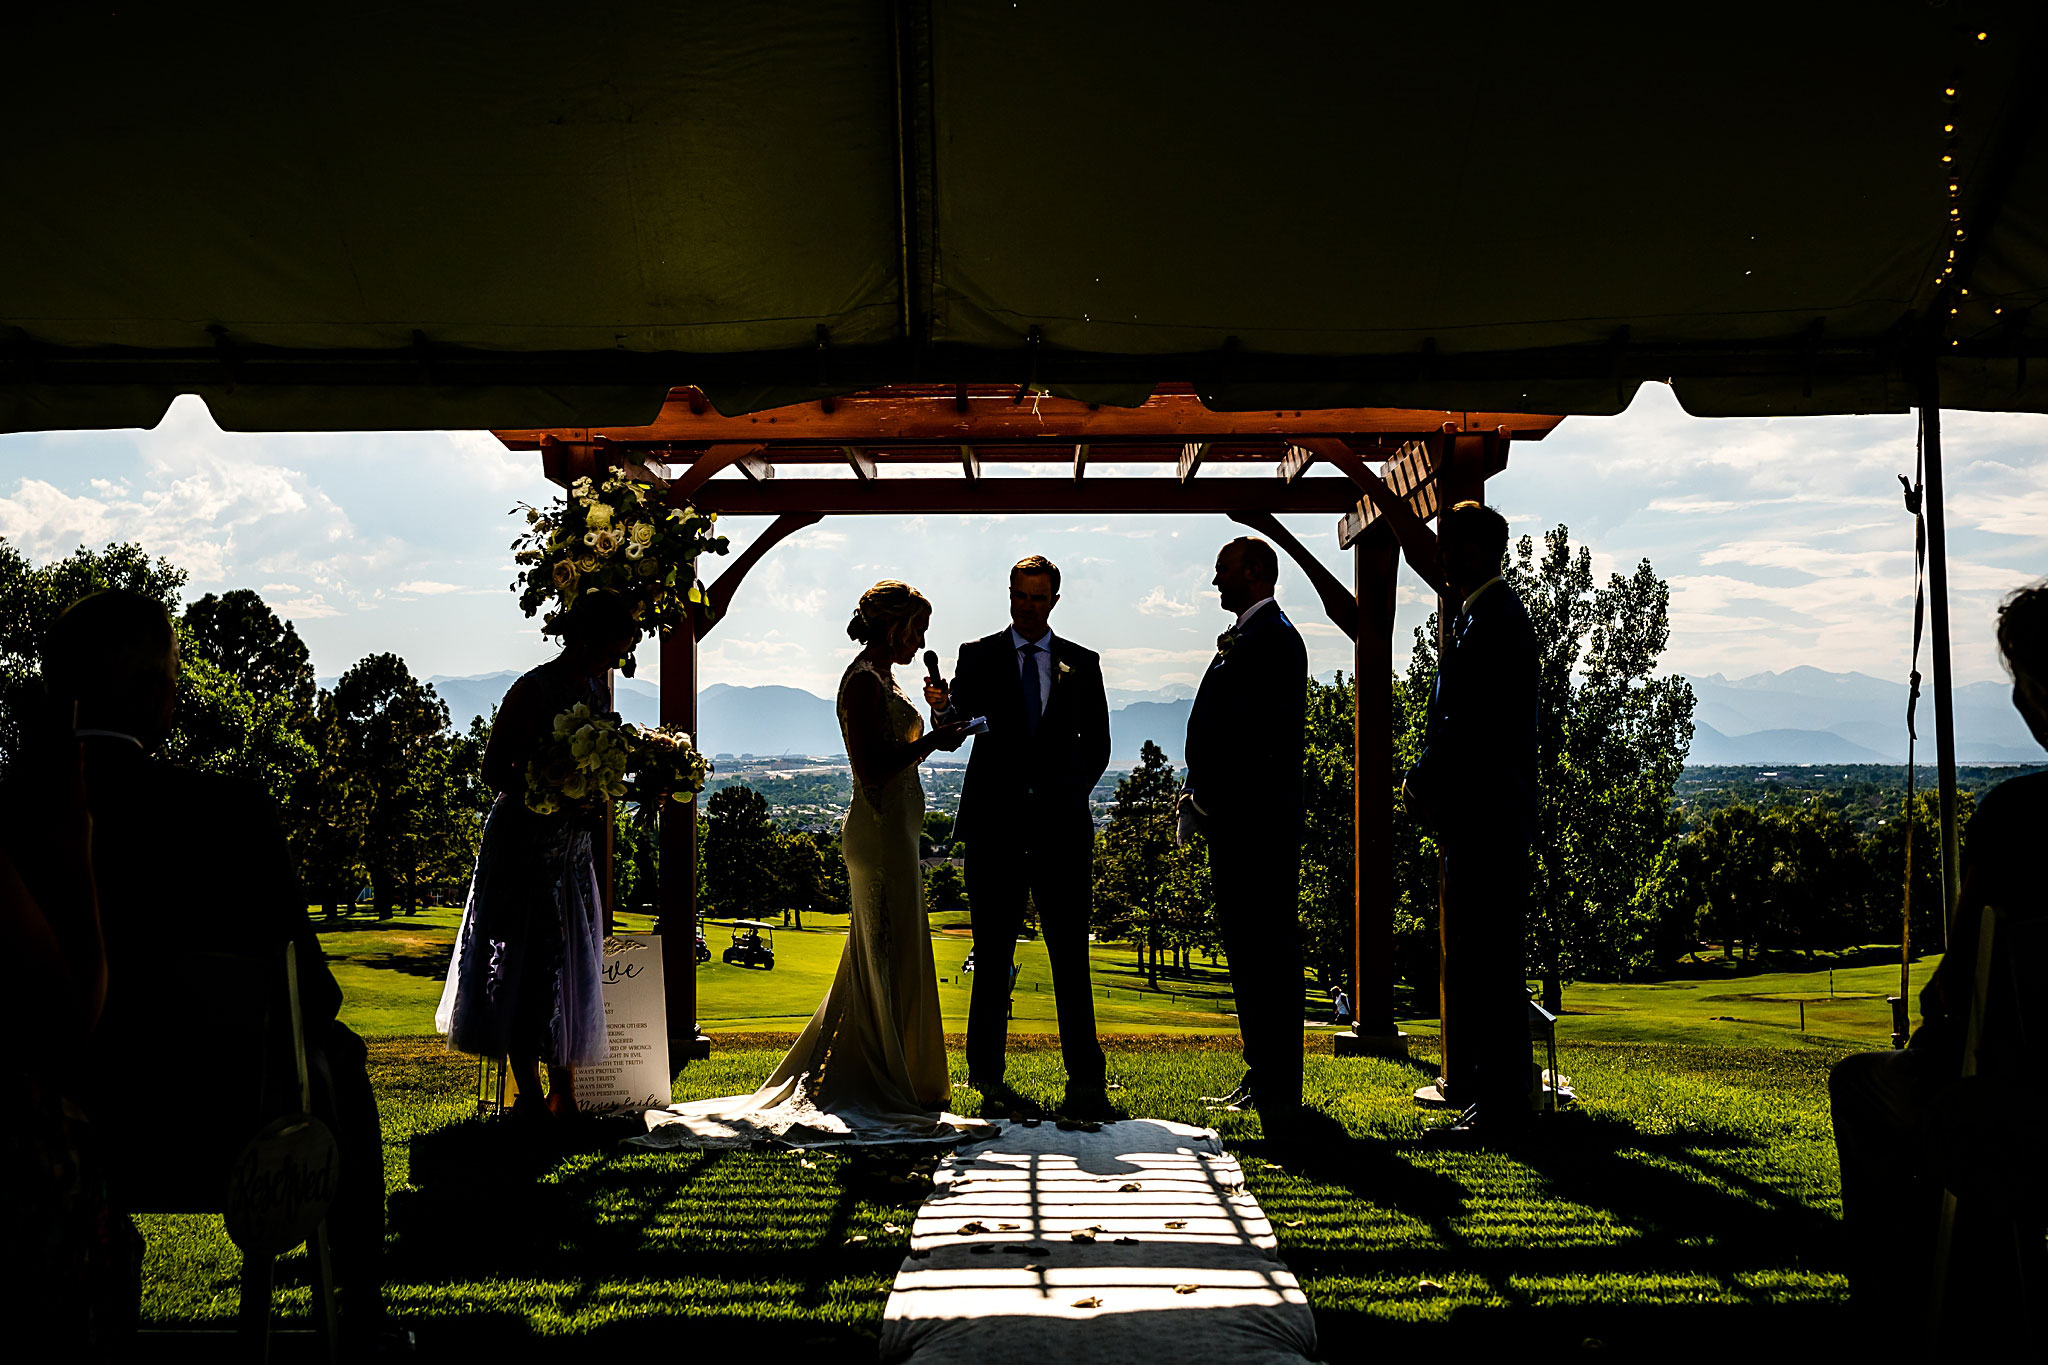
[926,555,1113,1119]
[1180,537,1309,1134]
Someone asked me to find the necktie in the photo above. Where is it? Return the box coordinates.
[1019,641,1042,735]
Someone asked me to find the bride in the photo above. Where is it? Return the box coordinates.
[638,580,982,1148]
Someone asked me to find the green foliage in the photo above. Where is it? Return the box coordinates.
[180,588,315,718]
[1676,790,1968,960]
[1508,526,1696,988]
[614,795,660,909]
[163,652,316,807]
[919,810,955,859]
[774,829,830,925]
[329,653,458,917]
[1093,739,1214,986]
[922,858,968,910]
[0,538,187,771]
[703,783,778,919]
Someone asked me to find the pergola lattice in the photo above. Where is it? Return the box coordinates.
[497,384,1564,1067]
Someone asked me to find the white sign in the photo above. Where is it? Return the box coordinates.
[578,933,672,1112]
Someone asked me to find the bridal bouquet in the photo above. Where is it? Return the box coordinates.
[524,703,631,816]
[524,705,713,819]
[510,467,728,644]
[620,723,713,814]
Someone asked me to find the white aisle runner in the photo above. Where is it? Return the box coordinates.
[879,1119,1316,1365]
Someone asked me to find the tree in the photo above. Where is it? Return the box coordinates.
[1682,803,1776,963]
[1093,740,1193,987]
[1511,526,1694,1004]
[330,653,452,918]
[164,652,316,808]
[923,859,968,912]
[1298,674,1360,989]
[1765,801,1878,955]
[774,828,828,926]
[1863,789,1970,957]
[703,783,777,920]
[920,810,956,860]
[0,539,186,772]
[181,589,315,718]
[614,798,661,910]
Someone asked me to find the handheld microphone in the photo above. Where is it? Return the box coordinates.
[923,650,944,686]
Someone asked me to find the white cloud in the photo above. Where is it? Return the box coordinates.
[1135,586,1201,618]
[395,580,465,596]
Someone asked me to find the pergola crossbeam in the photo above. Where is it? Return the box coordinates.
[680,477,1361,517]
[844,444,877,480]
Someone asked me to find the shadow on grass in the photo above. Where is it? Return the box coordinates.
[384,1114,937,1346]
[1243,1102,1847,1352]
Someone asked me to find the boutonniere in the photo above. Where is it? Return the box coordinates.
[1056,660,1072,678]
[1214,627,1240,661]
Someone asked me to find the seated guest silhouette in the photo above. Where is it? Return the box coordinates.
[1830,581,2048,1325]
[23,590,390,1347]
[0,695,137,1353]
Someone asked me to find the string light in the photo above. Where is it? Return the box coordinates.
[1976,31,1988,41]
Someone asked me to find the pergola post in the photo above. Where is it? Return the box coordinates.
[660,564,711,1067]
[1338,534,1403,1053]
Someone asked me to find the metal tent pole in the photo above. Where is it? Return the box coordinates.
[1918,394,1962,936]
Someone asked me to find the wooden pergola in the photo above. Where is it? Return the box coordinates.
[497,383,1564,1069]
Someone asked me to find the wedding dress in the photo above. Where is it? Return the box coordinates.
[636,657,988,1148]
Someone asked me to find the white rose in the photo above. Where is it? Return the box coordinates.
[629,521,655,547]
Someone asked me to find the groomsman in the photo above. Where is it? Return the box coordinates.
[927,555,1113,1119]
[1354,479,1540,1140]
[1179,537,1310,1133]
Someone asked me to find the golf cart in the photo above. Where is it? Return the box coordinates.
[722,920,776,970]
[695,931,711,964]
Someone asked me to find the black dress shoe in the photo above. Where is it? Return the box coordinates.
[1059,1084,1119,1122]
[974,1080,1043,1120]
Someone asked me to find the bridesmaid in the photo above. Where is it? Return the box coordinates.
[438,592,639,1119]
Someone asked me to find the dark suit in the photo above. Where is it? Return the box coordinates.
[5,738,386,1316]
[1183,601,1309,1115]
[946,629,1111,1088]
[1411,577,1539,1121]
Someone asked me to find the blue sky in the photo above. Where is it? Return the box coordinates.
[2,386,2044,698]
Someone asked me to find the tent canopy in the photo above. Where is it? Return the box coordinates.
[6,3,2044,432]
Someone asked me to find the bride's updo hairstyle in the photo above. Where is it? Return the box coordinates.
[848,579,931,646]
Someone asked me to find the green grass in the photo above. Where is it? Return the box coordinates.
[137,1035,1857,1353]
[128,908,1892,1351]
[311,902,1930,1047]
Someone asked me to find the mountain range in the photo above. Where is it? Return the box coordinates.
[402,665,2042,768]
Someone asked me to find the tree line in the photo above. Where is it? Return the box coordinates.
[5,534,1957,984]
[0,540,488,917]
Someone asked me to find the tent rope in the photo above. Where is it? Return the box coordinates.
[1894,420,1929,1047]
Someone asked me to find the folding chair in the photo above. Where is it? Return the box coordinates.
[1927,903,2048,1350]
[95,943,340,1363]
